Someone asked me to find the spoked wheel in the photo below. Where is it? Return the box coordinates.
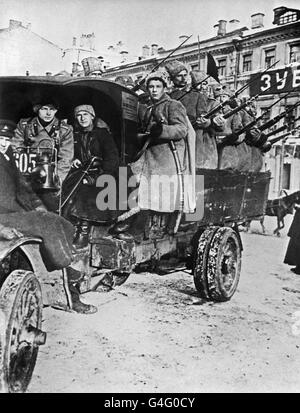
[0,270,46,393]
[206,227,241,301]
[193,226,241,302]
[193,226,219,299]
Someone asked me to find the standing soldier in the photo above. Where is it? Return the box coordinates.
[165,61,225,169]
[239,97,264,172]
[111,69,194,241]
[11,96,74,211]
[214,86,251,171]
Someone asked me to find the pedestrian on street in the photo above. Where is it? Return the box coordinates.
[284,203,300,274]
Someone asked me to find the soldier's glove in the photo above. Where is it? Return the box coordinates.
[245,127,261,146]
[195,116,211,129]
[226,98,239,109]
[82,175,97,186]
[149,122,163,138]
[212,114,226,130]
[261,141,272,153]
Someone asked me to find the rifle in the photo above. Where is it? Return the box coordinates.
[263,115,300,139]
[60,156,101,210]
[219,78,293,120]
[259,101,300,132]
[204,60,280,118]
[178,52,220,101]
[268,124,300,145]
[132,34,192,92]
[234,90,296,135]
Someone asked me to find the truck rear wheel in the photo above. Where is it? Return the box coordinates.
[206,227,241,301]
[193,226,219,299]
[0,270,46,393]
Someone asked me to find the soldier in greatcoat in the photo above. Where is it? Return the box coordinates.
[214,87,251,171]
[111,69,195,241]
[165,61,225,169]
[239,97,264,173]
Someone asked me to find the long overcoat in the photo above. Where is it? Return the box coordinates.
[170,88,219,169]
[240,109,263,173]
[131,93,194,213]
[216,105,251,171]
[284,208,300,266]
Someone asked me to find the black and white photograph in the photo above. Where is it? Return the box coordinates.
[0,0,299,396]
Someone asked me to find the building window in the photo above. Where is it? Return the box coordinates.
[242,54,252,72]
[264,48,276,69]
[282,163,291,190]
[290,43,300,63]
[217,58,227,76]
[278,11,298,25]
[285,105,297,130]
[191,63,199,71]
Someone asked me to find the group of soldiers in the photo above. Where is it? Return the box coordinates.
[0,99,120,314]
[0,58,286,313]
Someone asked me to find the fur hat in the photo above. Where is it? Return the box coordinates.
[0,119,16,138]
[164,60,188,78]
[74,104,96,118]
[33,95,60,113]
[145,70,169,88]
[81,57,103,76]
[190,70,207,87]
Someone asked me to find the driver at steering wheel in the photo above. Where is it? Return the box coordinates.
[62,104,119,248]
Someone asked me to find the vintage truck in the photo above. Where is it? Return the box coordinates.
[0,76,270,392]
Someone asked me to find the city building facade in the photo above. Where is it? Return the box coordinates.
[102,6,300,198]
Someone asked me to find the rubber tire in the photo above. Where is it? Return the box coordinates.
[193,226,219,299]
[0,270,43,393]
[206,227,241,302]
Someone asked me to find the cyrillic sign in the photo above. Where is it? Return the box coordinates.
[249,64,300,96]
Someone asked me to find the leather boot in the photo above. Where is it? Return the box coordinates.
[68,283,97,314]
[73,220,91,249]
[65,267,97,314]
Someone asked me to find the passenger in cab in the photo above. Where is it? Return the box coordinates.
[63,104,119,248]
[12,96,74,184]
[0,120,97,314]
[111,69,195,242]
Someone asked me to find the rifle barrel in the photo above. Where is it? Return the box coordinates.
[132,34,192,92]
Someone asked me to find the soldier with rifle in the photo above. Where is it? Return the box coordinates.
[110,69,195,241]
[165,60,225,169]
[212,85,251,171]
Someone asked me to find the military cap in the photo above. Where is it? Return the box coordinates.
[0,119,17,138]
